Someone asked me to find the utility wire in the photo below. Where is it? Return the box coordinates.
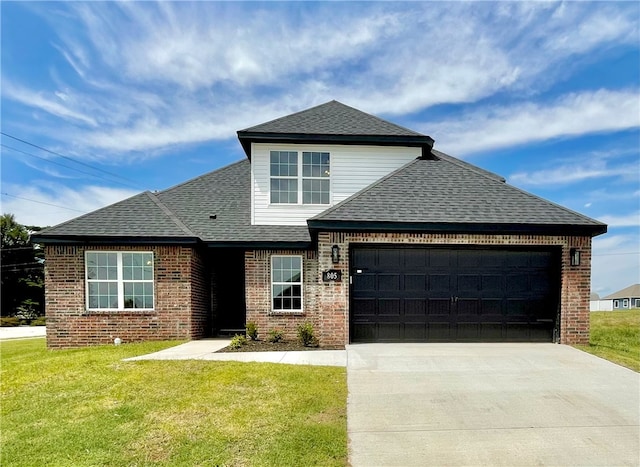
[1,144,140,190]
[1,193,87,213]
[1,132,143,190]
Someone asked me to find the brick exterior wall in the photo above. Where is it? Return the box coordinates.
[44,245,208,348]
[245,249,326,344]
[245,232,593,346]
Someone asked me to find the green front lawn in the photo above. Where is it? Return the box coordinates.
[575,309,640,372]
[1,339,347,466]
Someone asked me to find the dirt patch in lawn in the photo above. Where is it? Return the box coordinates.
[217,339,345,353]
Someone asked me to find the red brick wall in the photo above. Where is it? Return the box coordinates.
[315,232,592,345]
[44,245,208,348]
[245,249,327,344]
[245,232,593,347]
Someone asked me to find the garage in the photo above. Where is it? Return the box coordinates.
[350,246,561,343]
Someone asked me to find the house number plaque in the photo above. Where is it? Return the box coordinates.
[322,270,342,282]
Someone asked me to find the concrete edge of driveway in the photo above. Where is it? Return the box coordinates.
[124,339,348,367]
[0,326,47,340]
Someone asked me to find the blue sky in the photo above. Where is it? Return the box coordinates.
[1,1,638,295]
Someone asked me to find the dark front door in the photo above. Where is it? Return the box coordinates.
[350,246,560,343]
[210,249,246,335]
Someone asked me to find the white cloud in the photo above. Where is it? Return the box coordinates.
[2,79,97,126]
[592,233,640,295]
[597,211,640,227]
[427,89,640,156]
[509,159,638,186]
[3,2,638,158]
[0,184,139,227]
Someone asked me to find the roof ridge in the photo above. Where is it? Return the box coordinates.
[432,149,505,182]
[239,100,426,137]
[159,159,247,195]
[145,192,198,238]
[310,157,421,221]
[434,154,605,227]
[336,101,426,137]
[238,101,334,133]
[602,283,640,299]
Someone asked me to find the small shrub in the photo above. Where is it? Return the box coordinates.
[246,321,258,341]
[298,322,319,347]
[0,317,20,327]
[30,316,46,326]
[229,334,247,349]
[267,329,284,343]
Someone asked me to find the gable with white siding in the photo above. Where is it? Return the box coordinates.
[251,143,420,226]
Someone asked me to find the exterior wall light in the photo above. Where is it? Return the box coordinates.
[570,248,581,266]
[331,245,341,264]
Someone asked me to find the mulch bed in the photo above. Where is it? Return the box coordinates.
[217,339,345,353]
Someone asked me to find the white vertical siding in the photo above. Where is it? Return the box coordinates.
[251,143,420,226]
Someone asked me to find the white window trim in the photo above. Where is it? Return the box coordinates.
[622,298,629,308]
[85,251,155,311]
[613,299,620,309]
[271,255,303,313]
[269,150,331,206]
[635,299,640,308]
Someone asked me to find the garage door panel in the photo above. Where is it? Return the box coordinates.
[428,323,452,341]
[457,323,480,340]
[405,274,427,291]
[427,299,451,315]
[350,247,559,343]
[378,274,400,291]
[378,323,402,341]
[405,299,426,316]
[352,273,375,292]
[352,298,376,317]
[404,323,427,340]
[429,274,451,293]
[457,300,480,317]
[480,323,503,340]
[458,275,480,292]
[379,299,401,316]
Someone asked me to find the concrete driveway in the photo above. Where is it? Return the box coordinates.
[347,344,639,466]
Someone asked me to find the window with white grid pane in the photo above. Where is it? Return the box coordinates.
[86,251,154,310]
[271,255,303,312]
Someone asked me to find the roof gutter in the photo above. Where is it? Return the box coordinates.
[237,132,435,159]
[307,220,608,237]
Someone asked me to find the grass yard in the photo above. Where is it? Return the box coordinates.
[575,309,640,372]
[1,339,347,466]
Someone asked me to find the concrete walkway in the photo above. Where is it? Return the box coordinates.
[124,339,347,367]
[346,343,640,466]
[0,326,46,340]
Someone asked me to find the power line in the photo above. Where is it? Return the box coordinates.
[1,193,87,213]
[1,132,143,190]
[1,144,140,190]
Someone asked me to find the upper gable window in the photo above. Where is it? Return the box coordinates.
[270,150,330,205]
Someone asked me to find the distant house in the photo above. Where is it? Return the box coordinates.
[589,292,613,311]
[602,284,640,310]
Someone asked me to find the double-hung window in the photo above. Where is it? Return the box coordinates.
[271,255,302,312]
[270,150,330,205]
[86,252,154,310]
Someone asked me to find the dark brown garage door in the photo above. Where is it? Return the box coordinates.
[350,246,560,343]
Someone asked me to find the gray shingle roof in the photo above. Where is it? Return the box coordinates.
[35,161,310,245]
[237,100,434,158]
[602,284,640,300]
[34,191,198,240]
[157,160,310,244]
[239,100,426,137]
[309,154,606,233]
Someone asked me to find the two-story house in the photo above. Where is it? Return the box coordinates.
[34,101,606,348]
